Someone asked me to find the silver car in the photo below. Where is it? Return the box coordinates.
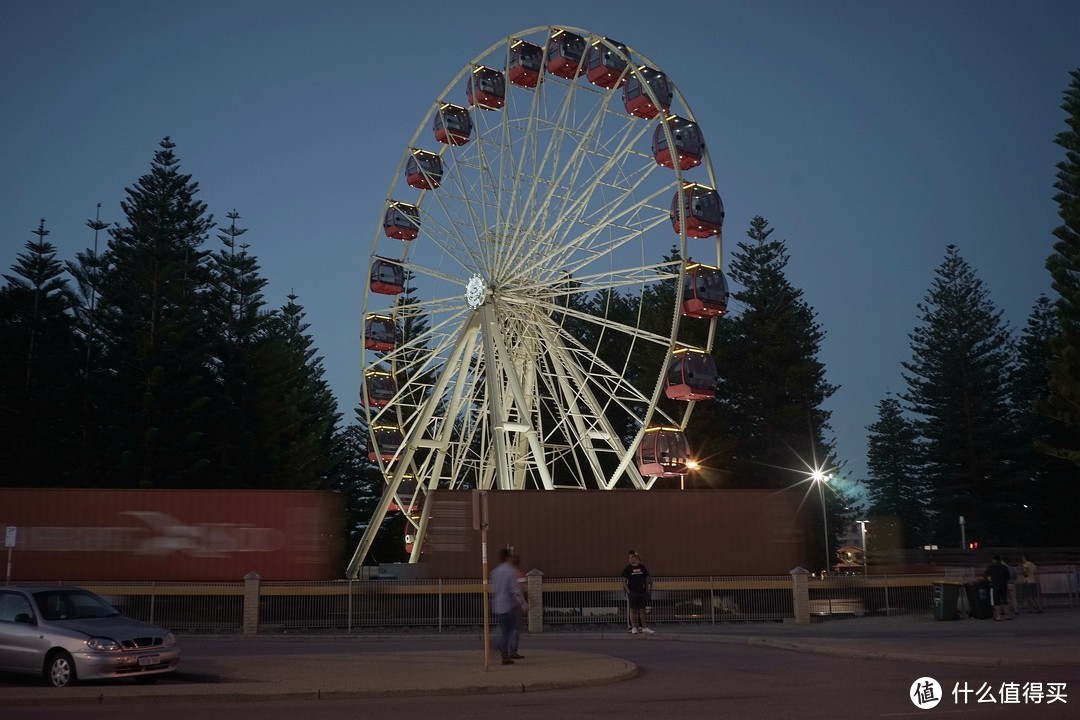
[0,586,180,687]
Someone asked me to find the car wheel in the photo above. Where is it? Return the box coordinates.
[44,650,76,688]
[134,675,161,685]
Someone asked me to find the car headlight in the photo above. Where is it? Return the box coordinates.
[86,637,121,651]
[164,632,176,647]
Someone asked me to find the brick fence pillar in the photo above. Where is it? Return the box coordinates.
[790,567,810,625]
[526,569,544,633]
[243,571,261,636]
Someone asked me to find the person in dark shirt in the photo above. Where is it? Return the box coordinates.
[984,555,1011,621]
[622,550,654,634]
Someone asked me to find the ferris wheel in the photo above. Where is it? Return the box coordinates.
[348,26,727,574]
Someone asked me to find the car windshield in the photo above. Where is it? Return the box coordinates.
[33,589,122,621]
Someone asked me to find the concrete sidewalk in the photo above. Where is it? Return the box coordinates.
[3,648,636,706]
[3,609,1076,705]
[666,609,1080,667]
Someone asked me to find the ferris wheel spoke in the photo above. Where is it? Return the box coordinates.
[418,185,492,274]
[535,321,648,489]
[503,68,602,273]
[511,261,678,300]
[532,112,659,260]
[521,296,677,349]
[529,166,672,278]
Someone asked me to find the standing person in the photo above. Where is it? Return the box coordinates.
[625,552,644,633]
[508,554,527,659]
[490,547,524,664]
[622,550,654,634]
[984,555,1011,622]
[1019,555,1043,613]
[1005,557,1019,619]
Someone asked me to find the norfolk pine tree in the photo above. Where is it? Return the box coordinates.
[864,395,929,549]
[712,217,838,490]
[711,217,844,566]
[1040,69,1080,465]
[254,292,340,489]
[1013,297,1077,544]
[0,220,81,485]
[205,210,273,486]
[901,245,1021,546]
[90,138,215,487]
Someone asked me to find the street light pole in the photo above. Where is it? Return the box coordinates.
[857,520,868,575]
[813,471,830,574]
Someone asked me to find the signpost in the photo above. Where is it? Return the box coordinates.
[5,526,15,585]
[472,491,490,669]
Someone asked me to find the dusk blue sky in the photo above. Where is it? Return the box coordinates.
[3,1,1077,490]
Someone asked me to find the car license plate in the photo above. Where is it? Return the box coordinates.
[138,654,160,667]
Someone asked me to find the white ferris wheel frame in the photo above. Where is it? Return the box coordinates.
[347,26,723,576]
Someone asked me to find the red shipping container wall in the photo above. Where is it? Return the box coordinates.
[0,489,344,582]
[412,489,812,578]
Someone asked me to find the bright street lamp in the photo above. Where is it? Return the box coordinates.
[681,459,700,490]
[856,520,869,575]
[811,470,832,574]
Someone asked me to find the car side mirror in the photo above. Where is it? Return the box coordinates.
[14,613,35,625]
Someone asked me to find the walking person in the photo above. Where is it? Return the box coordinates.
[984,555,1011,622]
[622,550,654,634]
[490,547,525,664]
[508,553,527,659]
[1019,555,1043,613]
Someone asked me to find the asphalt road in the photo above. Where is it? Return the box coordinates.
[5,635,1078,719]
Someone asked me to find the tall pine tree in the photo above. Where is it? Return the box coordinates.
[254,292,340,489]
[710,216,838,489]
[1040,68,1080,465]
[864,395,929,549]
[205,210,272,485]
[1012,296,1076,544]
[901,245,1019,546]
[90,137,215,487]
[0,220,81,485]
[707,216,843,566]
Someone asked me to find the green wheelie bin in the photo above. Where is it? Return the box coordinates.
[932,581,961,620]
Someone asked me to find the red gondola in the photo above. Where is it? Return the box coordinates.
[652,115,703,170]
[638,426,691,477]
[466,65,506,110]
[363,369,397,408]
[433,103,472,146]
[546,29,586,79]
[364,313,396,352]
[405,149,443,190]
[670,183,724,239]
[682,263,728,318]
[623,66,672,119]
[384,201,420,241]
[369,257,404,295]
[368,424,404,463]
[665,349,718,401]
[586,37,629,89]
[507,39,543,88]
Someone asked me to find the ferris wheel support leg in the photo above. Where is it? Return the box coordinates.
[479,312,514,491]
[409,491,434,564]
[479,304,555,490]
[346,482,399,579]
[350,315,483,575]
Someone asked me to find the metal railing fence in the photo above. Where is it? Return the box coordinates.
[35,565,1075,634]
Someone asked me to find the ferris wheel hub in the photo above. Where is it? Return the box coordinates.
[465,273,488,309]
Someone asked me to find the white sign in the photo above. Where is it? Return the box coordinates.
[4,526,15,548]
